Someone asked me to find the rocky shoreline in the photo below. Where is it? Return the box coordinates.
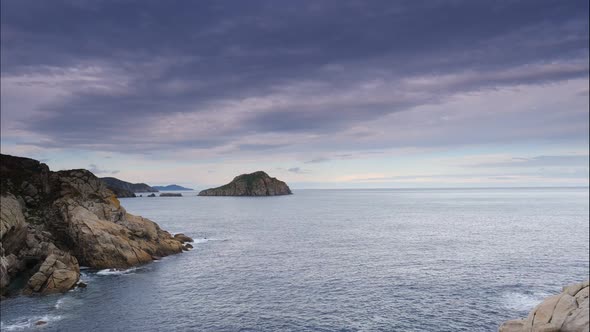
[499,281,589,332]
[0,154,192,298]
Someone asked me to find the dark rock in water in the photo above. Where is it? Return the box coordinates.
[151,256,161,261]
[139,194,143,197]
[147,193,156,197]
[160,193,182,197]
[77,281,87,288]
[198,171,292,196]
[0,154,187,298]
[183,243,193,251]
[99,177,158,198]
[174,233,193,243]
[35,321,47,326]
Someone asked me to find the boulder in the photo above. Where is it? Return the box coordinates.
[24,252,79,294]
[499,281,589,332]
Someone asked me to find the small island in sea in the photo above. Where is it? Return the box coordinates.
[152,184,193,191]
[198,171,292,196]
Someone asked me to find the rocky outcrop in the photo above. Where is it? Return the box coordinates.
[198,171,292,196]
[160,193,182,197]
[499,281,589,332]
[99,177,158,197]
[0,154,187,297]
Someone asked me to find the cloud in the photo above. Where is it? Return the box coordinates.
[472,155,589,168]
[88,164,119,175]
[287,167,310,174]
[0,0,588,160]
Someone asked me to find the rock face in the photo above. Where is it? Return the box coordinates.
[198,171,292,196]
[99,177,158,197]
[0,154,186,297]
[499,281,589,332]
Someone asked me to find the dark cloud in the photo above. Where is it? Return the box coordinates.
[1,0,588,153]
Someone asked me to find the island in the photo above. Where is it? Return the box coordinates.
[153,184,193,191]
[198,171,292,196]
[100,177,158,198]
[0,154,192,297]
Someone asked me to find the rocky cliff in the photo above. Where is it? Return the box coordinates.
[198,171,292,196]
[99,177,158,197]
[499,281,589,332]
[0,154,192,297]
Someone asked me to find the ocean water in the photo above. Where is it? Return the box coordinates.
[1,188,589,332]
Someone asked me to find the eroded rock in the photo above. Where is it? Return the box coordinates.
[499,281,589,332]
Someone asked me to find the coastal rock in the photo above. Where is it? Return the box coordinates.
[499,281,589,332]
[160,193,182,197]
[99,177,158,197]
[198,171,292,196]
[0,154,188,296]
[24,252,79,294]
[174,233,193,243]
[147,193,156,197]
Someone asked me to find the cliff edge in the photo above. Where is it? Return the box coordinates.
[0,154,192,297]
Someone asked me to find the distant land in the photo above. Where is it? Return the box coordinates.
[152,185,194,191]
[199,171,292,196]
[100,177,158,197]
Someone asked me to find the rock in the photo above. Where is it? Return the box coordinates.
[160,193,182,197]
[0,154,188,297]
[1,195,29,294]
[35,321,47,326]
[99,177,157,197]
[24,252,80,294]
[198,171,292,196]
[77,281,87,288]
[147,193,156,197]
[174,233,193,243]
[183,244,193,251]
[499,280,589,332]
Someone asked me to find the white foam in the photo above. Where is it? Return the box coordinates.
[0,314,63,331]
[502,291,549,312]
[96,267,139,276]
[54,298,66,309]
[192,238,225,244]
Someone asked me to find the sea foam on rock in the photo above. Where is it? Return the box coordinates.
[0,154,187,297]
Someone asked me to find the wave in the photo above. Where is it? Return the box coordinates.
[192,238,226,244]
[54,298,66,309]
[0,314,63,331]
[501,291,549,312]
[96,267,139,276]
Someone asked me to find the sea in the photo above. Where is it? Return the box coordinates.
[1,187,589,332]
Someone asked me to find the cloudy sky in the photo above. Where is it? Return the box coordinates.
[1,0,588,189]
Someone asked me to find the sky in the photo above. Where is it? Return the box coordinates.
[1,0,588,189]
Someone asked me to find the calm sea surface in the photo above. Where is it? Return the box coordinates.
[1,188,589,332]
